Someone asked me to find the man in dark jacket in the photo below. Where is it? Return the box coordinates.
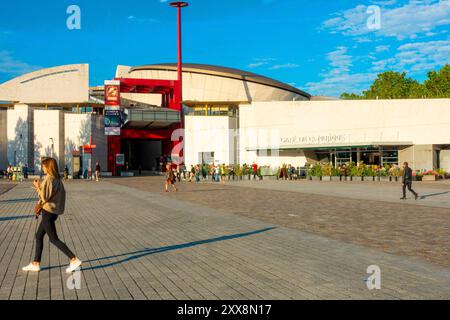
[401,162,419,200]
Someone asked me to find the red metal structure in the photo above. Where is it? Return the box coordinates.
[107,78,182,176]
[107,2,188,176]
[170,1,189,104]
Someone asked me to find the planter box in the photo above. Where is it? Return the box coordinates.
[379,176,390,182]
[422,175,438,181]
[311,176,321,181]
[364,176,376,182]
[322,176,332,181]
[348,176,363,182]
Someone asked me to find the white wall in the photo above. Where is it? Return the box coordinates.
[64,114,92,174]
[0,64,89,104]
[64,114,107,174]
[240,99,450,148]
[440,150,450,173]
[185,116,238,166]
[238,99,450,169]
[7,104,33,168]
[34,110,64,173]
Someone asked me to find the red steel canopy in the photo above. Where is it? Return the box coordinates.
[115,78,182,112]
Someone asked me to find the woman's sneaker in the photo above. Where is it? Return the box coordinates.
[66,258,82,274]
[22,263,40,272]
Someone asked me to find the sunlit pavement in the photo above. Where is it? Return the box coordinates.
[0,178,449,300]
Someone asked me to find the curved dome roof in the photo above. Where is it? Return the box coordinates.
[130,63,310,100]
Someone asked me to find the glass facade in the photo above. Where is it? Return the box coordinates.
[314,146,399,167]
[185,104,239,117]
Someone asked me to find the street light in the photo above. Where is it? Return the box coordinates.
[169,1,188,110]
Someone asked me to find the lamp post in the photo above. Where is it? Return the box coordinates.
[169,1,188,111]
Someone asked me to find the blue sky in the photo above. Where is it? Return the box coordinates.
[0,0,449,97]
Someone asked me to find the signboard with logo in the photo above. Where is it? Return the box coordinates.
[116,154,125,166]
[104,80,121,106]
[105,109,121,136]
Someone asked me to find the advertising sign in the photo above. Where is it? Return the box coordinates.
[104,80,121,106]
[116,154,125,166]
[105,109,121,136]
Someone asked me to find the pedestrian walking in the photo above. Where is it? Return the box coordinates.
[400,162,419,200]
[182,163,187,180]
[188,165,195,182]
[177,164,182,182]
[220,164,226,184]
[195,165,201,183]
[252,162,258,180]
[279,164,288,180]
[165,163,178,192]
[95,161,101,182]
[22,157,82,273]
[214,165,220,182]
[64,165,69,181]
[6,164,12,180]
[22,163,29,180]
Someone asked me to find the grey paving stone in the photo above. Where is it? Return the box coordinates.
[0,180,449,300]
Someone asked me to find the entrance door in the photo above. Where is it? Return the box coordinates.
[122,139,162,171]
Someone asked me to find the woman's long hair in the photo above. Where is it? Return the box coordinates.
[42,158,61,180]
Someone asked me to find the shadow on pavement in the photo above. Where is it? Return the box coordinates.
[420,191,450,199]
[0,198,38,204]
[41,227,276,271]
[0,215,35,222]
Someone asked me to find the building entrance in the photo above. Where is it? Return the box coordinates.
[122,139,162,172]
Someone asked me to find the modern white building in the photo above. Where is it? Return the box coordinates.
[1,63,449,174]
[0,64,106,173]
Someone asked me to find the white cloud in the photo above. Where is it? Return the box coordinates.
[322,0,450,40]
[304,47,377,97]
[247,57,276,69]
[247,58,299,70]
[375,45,390,52]
[0,51,41,76]
[372,38,450,73]
[269,63,300,70]
[304,37,450,96]
[127,15,159,23]
[248,62,266,68]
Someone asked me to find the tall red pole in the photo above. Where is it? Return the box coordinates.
[177,6,183,106]
[170,2,188,165]
[170,2,188,112]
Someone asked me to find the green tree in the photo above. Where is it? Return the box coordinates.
[362,71,423,99]
[423,64,450,98]
[339,65,450,99]
[340,92,363,100]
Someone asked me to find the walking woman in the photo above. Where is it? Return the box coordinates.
[165,163,178,192]
[22,158,82,273]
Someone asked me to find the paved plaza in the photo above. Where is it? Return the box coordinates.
[0,178,449,300]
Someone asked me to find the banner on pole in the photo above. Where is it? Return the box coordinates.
[104,80,121,106]
[105,109,121,136]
